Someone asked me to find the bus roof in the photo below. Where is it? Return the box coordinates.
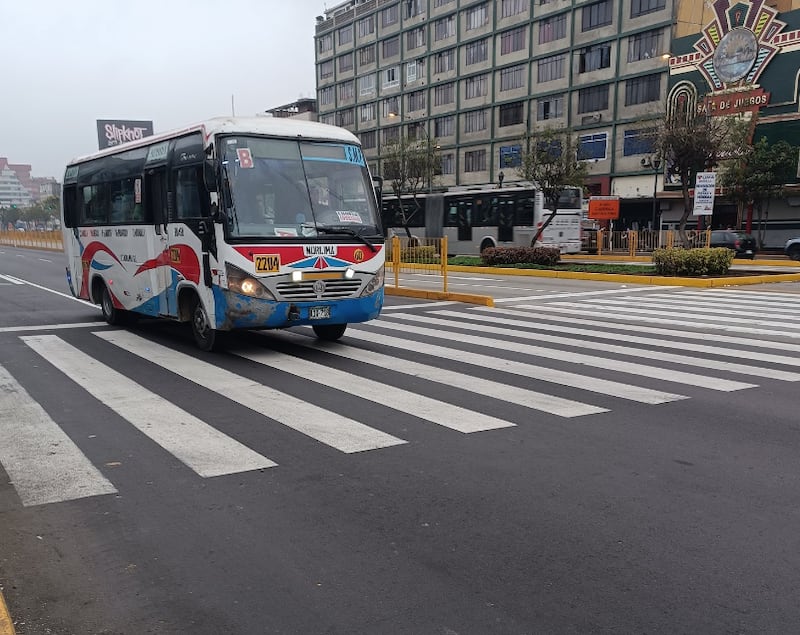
[67,116,360,166]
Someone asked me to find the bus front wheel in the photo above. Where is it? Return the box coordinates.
[191,298,219,351]
[313,323,347,341]
[479,239,494,253]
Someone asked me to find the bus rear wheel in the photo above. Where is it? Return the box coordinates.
[191,298,219,351]
[100,284,127,326]
[480,239,494,253]
[312,324,347,341]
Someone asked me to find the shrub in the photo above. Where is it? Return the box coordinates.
[399,245,440,263]
[481,246,561,266]
[652,247,734,276]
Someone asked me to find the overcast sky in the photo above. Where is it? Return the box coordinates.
[0,0,328,180]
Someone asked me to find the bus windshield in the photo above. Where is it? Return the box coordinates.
[220,136,380,239]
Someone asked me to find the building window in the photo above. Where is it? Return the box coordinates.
[539,14,567,44]
[464,149,487,172]
[359,45,376,66]
[338,25,353,45]
[336,109,355,127]
[406,0,425,17]
[381,4,399,27]
[577,84,609,113]
[440,153,455,174]
[578,44,611,73]
[318,86,334,106]
[406,59,423,82]
[582,0,612,31]
[408,90,426,112]
[357,16,374,38]
[382,96,400,117]
[536,94,564,120]
[360,103,377,122]
[464,3,489,30]
[623,128,656,155]
[434,0,455,6]
[318,34,333,53]
[625,74,661,105]
[338,53,354,73]
[435,115,455,137]
[382,66,400,88]
[407,26,426,50]
[499,101,524,127]
[501,0,527,18]
[360,130,377,149]
[465,39,489,65]
[500,26,526,55]
[338,80,355,101]
[434,48,456,73]
[537,54,565,82]
[579,133,607,160]
[434,15,455,41]
[464,110,488,133]
[631,0,666,18]
[434,82,455,105]
[382,36,400,59]
[319,113,335,125]
[358,74,376,96]
[464,74,488,99]
[319,60,334,79]
[500,64,525,91]
[383,126,400,143]
[628,29,664,62]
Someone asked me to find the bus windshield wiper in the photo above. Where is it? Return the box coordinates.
[306,224,377,252]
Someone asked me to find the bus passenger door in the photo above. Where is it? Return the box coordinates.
[457,201,472,242]
[497,197,514,243]
[144,167,174,316]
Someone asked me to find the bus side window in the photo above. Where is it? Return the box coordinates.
[175,166,206,219]
[63,185,78,228]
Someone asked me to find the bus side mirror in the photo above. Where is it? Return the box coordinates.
[204,159,218,193]
[372,175,384,208]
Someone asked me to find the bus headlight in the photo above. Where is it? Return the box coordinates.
[359,266,384,297]
[225,263,275,300]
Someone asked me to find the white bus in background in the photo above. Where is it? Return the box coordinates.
[381,185,584,255]
[61,117,385,351]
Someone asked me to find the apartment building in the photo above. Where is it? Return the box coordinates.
[314,0,676,224]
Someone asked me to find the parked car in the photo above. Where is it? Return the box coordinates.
[709,230,757,259]
[785,237,800,260]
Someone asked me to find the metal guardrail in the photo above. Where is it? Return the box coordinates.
[385,235,449,293]
[586,229,712,256]
[0,230,63,251]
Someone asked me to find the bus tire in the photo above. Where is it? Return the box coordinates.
[191,297,219,351]
[100,284,127,326]
[479,239,494,253]
[312,323,347,341]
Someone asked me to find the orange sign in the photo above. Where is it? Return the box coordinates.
[588,196,620,220]
[697,88,770,116]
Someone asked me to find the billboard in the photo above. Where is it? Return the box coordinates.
[96,119,154,150]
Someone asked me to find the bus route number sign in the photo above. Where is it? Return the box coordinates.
[254,255,280,273]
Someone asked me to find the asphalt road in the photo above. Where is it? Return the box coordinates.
[2,246,800,634]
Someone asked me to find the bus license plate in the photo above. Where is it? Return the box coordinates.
[309,306,330,320]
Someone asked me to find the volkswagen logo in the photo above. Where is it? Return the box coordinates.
[313,280,326,296]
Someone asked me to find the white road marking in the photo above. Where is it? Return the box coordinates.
[94,330,406,454]
[493,286,673,303]
[0,363,117,507]
[22,335,277,477]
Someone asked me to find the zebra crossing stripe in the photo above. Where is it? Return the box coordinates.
[233,348,516,432]
[643,292,800,313]
[267,331,609,418]
[429,311,800,381]
[334,325,686,405]
[515,303,800,340]
[93,330,406,454]
[466,306,800,363]
[21,335,277,477]
[581,297,800,322]
[0,362,117,507]
[376,315,756,392]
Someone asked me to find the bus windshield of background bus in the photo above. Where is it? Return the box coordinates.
[220,136,379,239]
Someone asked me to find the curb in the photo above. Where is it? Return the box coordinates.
[0,590,15,635]
[385,286,494,306]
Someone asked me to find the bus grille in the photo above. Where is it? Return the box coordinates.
[275,279,363,300]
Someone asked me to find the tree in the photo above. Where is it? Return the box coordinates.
[515,127,589,242]
[718,136,798,248]
[382,132,441,238]
[655,106,748,247]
